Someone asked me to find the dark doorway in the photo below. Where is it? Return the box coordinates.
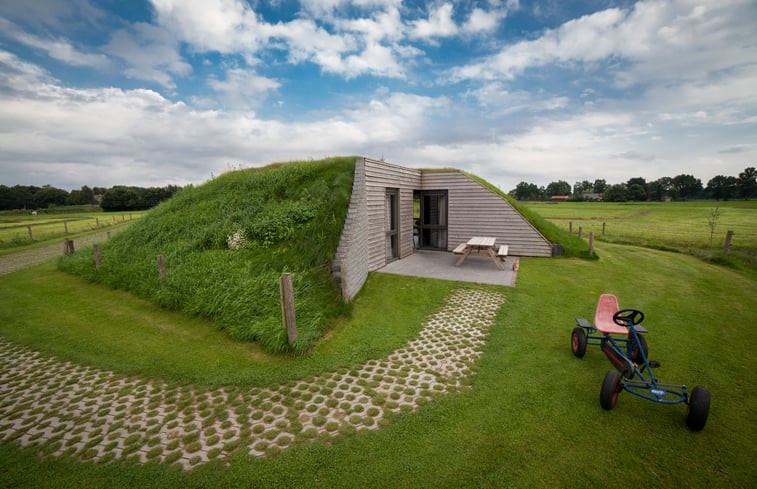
[385,188,399,261]
[414,190,447,250]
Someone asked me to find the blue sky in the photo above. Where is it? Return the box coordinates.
[0,0,755,191]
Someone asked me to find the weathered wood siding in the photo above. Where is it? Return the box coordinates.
[364,158,421,271]
[421,171,552,257]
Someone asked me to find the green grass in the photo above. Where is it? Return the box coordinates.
[0,211,144,254]
[57,157,356,354]
[523,200,757,277]
[1,241,755,487]
[0,263,457,387]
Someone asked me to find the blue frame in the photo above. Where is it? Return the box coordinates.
[602,321,689,406]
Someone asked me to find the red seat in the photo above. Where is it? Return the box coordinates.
[594,294,628,335]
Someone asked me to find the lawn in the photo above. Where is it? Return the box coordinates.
[1,240,755,488]
[521,200,757,249]
[522,200,757,277]
[0,210,144,254]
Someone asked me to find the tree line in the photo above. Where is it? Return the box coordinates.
[0,184,181,211]
[509,167,756,202]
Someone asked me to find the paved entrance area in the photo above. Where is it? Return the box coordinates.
[378,250,518,286]
[0,288,505,470]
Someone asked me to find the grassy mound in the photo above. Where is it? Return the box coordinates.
[463,172,594,258]
[58,157,356,354]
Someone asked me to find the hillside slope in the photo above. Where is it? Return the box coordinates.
[58,157,355,354]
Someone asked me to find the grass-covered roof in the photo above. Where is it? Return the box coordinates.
[59,157,356,354]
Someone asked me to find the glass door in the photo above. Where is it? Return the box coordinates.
[385,188,399,261]
[418,190,447,250]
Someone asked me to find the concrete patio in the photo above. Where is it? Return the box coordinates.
[377,250,518,287]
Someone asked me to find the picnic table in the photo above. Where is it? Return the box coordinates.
[452,236,507,270]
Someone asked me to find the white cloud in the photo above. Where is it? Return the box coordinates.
[104,23,191,88]
[208,68,280,111]
[410,3,458,40]
[0,17,111,70]
[149,0,264,53]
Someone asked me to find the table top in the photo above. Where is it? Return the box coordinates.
[467,236,496,247]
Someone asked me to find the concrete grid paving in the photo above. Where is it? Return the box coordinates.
[0,287,505,470]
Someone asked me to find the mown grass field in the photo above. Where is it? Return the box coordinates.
[0,210,145,253]
[522,200,757,277]
[1,241,755,488]
[522,200,757,249]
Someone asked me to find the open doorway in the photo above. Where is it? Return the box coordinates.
[414,190,447,250]
[385,188,399,261]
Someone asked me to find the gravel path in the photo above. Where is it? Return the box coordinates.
[0,288,505,470]
[0,228,125,276]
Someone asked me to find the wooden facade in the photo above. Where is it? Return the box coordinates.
[335,157,553,301]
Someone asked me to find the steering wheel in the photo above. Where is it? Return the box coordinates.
[613,308,645,327]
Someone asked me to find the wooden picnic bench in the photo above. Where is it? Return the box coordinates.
[453,237,505,270]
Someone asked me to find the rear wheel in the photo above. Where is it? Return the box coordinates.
[571,327,587,358]
[628,334,649,364]
[686,386,710,431]
[600,370,623,410]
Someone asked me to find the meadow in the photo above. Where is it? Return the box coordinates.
[522,200,757,277]
[1,240,755,488]
[0,210,145,253]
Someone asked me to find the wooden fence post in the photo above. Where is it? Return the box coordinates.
[578,226,583,239]
[280,273,297,344]
[64,220,69,234]
[589,232,594,256]
[27,225,33,240]
[569,221,573,233]
[723,230,734,255]
[157,255,165,285]
[63,238,74,255]
[94,244,101,269]
[602,222,606,236]
[111,216,116,225]
[96,217,100,228]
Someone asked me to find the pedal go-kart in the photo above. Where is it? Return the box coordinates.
[572,294,711,431]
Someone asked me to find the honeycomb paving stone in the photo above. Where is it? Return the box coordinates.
[0,288,504,470]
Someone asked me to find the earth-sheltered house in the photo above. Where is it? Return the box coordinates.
[334,157,553,301]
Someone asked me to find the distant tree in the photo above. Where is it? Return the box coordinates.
[67,185,96,205]
[706,175,738,201]
[573,180,593,195]
[512,181,543,201]
[737,166,756,199]
[671,174,703,200]
[546,180,571,197]
[627,183,647,201]
[593,179,607,193]
[34,185,69,208]
[0,185,14,210]
[8,185,39,209]
[648,177,673,201]
[603,184,628,202]
[100,186,140,211]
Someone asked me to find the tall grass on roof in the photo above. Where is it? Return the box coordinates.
[58,157,356,354]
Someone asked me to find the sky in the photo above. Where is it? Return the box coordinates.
[0,0,755,192]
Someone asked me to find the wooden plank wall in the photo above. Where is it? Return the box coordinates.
[421,171,552,257]
[363,158,421,271]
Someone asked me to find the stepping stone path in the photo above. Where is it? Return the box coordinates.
[0,288,504,470]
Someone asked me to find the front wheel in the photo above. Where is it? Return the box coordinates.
[627,334,649,364]
[600,370,623,410]
[571,327,587,358]
[686,386,710,431]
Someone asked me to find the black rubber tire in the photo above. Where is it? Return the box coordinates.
[627,334,649,364]
[571,327,588,358]
[686,386,711,431]
[600,370,623,410]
